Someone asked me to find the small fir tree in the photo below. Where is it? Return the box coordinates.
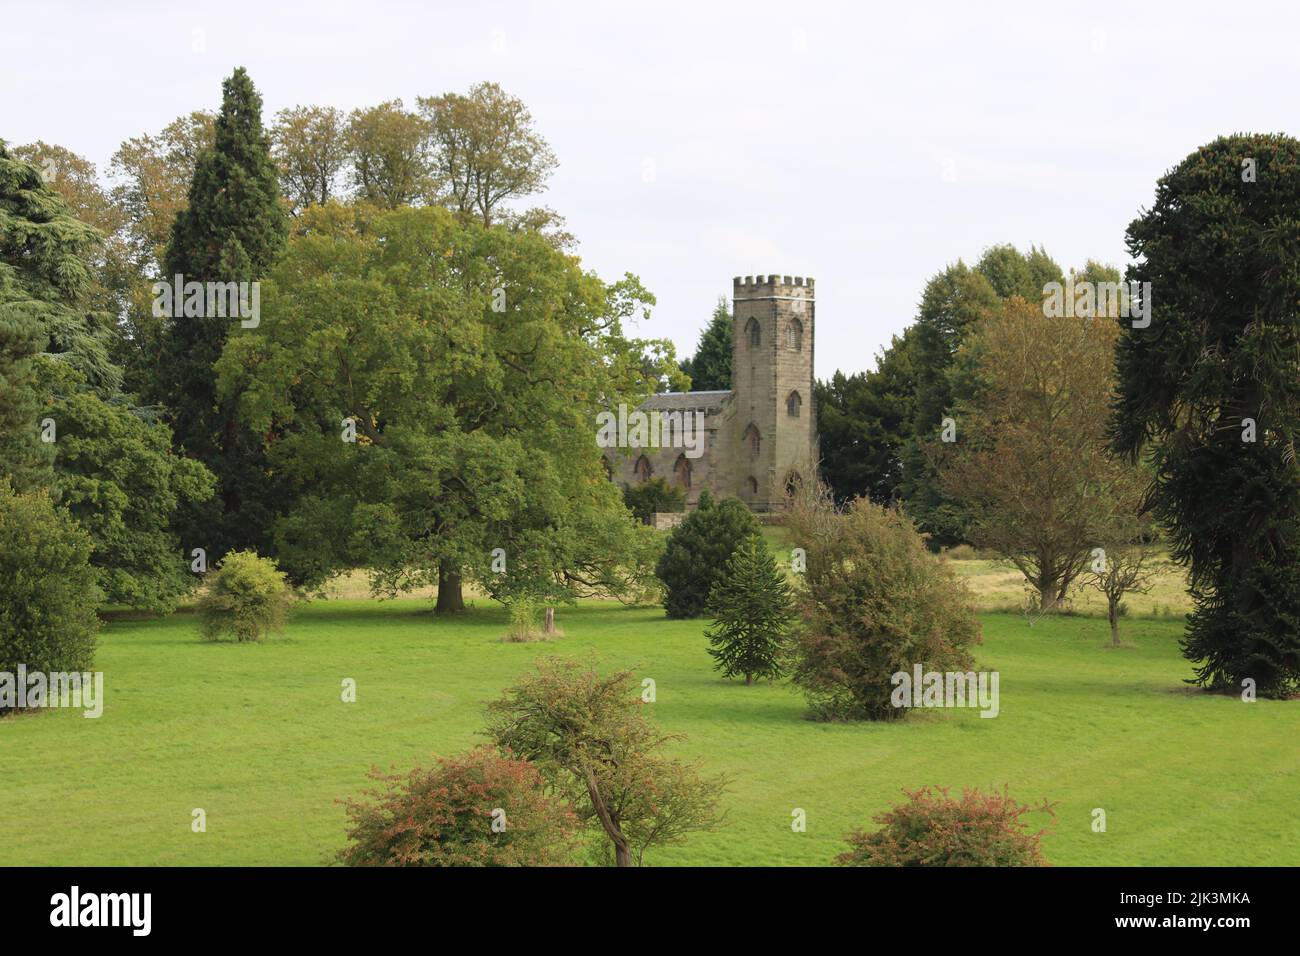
[704,535,797,684]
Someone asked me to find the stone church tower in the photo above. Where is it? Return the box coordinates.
[730,274,816,510]
[603,272,818,513]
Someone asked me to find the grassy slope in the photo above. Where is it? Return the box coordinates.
[3,599,1297,867]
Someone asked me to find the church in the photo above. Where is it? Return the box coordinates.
[605,274,818,512]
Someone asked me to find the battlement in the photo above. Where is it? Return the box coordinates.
[733,274,815,297]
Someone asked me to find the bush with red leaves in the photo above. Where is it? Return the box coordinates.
[338,746,582,866]
[836,786,1054,867]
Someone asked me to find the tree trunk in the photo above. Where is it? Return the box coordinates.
[543,607,555,635]
[1038,578,1058,613]
[1108,598,1121,646]
[435,560,464,614]
[745,673,753,686]
[614,843,633,868]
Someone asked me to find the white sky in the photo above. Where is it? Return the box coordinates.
[3,0,1296,377]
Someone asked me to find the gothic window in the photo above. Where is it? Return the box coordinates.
[742,423,761,457]
[745,476,759,496]
[786,390,802,418]
[786,318,803,351]
[673,453,692,489]
[745,317,761,348]
[634,455,652,482]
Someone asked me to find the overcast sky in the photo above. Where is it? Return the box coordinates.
[3,0,1295,377]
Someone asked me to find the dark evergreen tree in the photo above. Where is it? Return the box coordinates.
[0,142,118,491]
[155,68,288,557]
[679,297,731,391]
[816,327,916,505]
[1112,133,1300,698]
[655,489,761,618]
[704,534,796,684]
[898,262,998,546]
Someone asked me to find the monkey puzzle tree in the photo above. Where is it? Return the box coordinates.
[1111,133,1300,697]
[704,534,797,685]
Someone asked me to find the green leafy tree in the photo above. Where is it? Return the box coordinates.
[622,476,685,523]
[196,550,293,643]
[337,746,582,866]
[218,203,674,614]
[271,105,349,213]
[786,483,980,720]
[898,261,998,545]
[704,535,796,684]
[655,489,762,618]
[679,297,732,391]
[345,100,434,208]
[49,388,214,611]
[156,67,289,559]
[1111,133,1300,697]
[0,142,119,494]
[899,246,1064,546]
[417,81,559,227]
[485,657,726,866]
[0,481,101,712]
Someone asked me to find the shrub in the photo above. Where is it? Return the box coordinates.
[705,534,797,684]
[485,657,727,866]
[836,786,1054,867]
[655,489,761,618]
[623,477,685,523]
[0,482,101,713]
[197,550,293,643]
[787,483,981,720]
[337,746,582,866]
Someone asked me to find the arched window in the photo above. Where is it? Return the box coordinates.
[786,390,802,418]
[634,455,652,482]
[742,423,761,457]
[786,318,803,351]
[673,453,692,489]
[745,476,759,497]
[745,317,761,348]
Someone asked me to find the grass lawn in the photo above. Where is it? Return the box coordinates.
[3,596,1297,867]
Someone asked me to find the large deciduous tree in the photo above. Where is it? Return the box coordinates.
[1111,134,1300,697]
[270,105,349,213]
[418,82,558,228]
[937,296,1136,612]
[218,202,672,612]
[345,100,433,209]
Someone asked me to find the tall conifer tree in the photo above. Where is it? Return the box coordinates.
[156,68,288,556]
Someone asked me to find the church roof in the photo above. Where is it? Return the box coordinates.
[639,390,733,412]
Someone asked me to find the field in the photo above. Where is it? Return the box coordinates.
[4,575,1298,866]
